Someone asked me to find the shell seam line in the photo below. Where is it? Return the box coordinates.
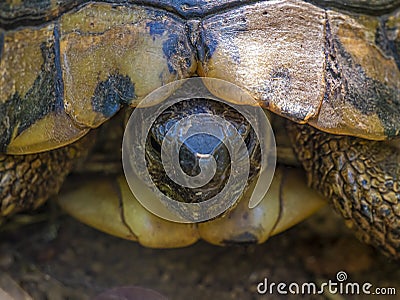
[2,0,399,30]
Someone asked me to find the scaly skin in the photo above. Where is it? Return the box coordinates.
[0,134,93,219]
[288,123,400,259]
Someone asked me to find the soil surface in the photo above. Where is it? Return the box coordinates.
[0,203,399,300]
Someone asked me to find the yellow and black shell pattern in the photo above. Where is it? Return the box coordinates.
[1,0,399,155]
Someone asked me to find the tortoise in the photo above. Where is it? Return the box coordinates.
[0,0,399,259]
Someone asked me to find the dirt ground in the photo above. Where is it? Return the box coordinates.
[0,202,399,300]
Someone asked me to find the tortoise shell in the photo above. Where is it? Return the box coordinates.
[1,0,399,154]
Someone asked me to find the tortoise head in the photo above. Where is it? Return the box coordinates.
[144,98,260,206]
[58,78,326,247]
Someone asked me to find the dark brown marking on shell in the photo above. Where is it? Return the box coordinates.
[323,14,338,120]
[0,37,61,152]
[308,0,400,15]
[336,42,400,137]
[91,74,135,119]
[324,14,400,138]
[288,123,400,259]
[375,18,400,70]
[53,24,65,112]
[390,16,400,58]
[0,133,93,218]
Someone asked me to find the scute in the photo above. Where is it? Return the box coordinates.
[197,0,327,123]
[58,3,195,128]
[309,9,400,140]
[0,24,88,154]
[1,0,399,156]
[198,0,400,139]
[0,2,196,154]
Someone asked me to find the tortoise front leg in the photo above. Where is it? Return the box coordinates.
[0,136,92,221]
[289,123,400,260]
